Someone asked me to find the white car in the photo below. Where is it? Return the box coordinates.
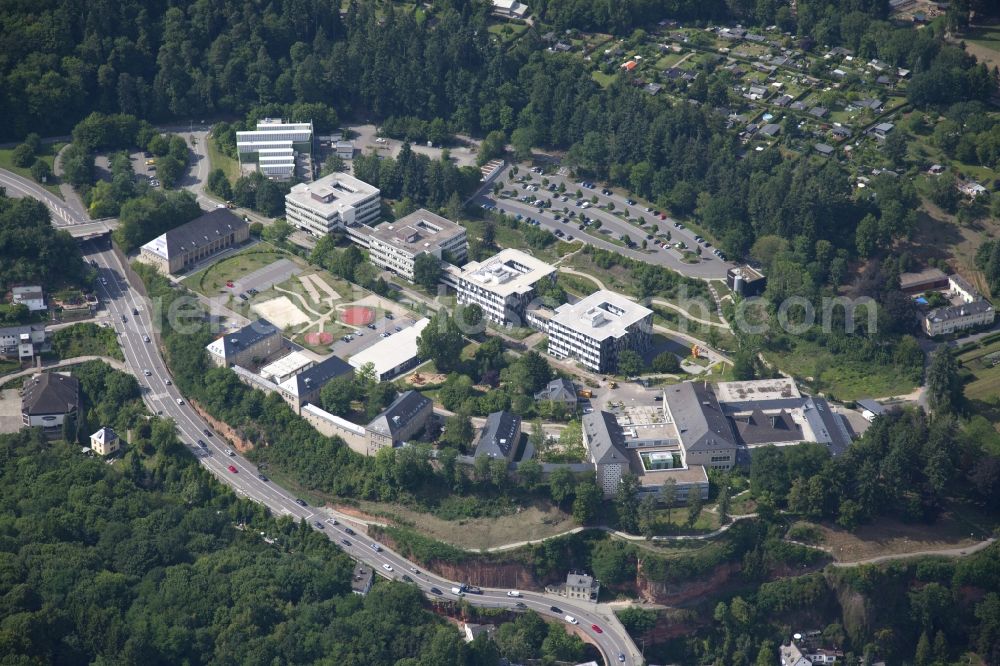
[382,563,394,572]
[506,590,521,598]
[143,369,151,376]
[224,448,234,456]
[564,615,578,625]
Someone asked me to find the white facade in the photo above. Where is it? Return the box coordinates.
[11,286,45,312]
[367,210,467,281]
[284,173,381,237]
[236,118,313,179]
[90,427,119,456]
[0,325,46,359]
[348,318,430,381]
[547,290,653,373]
[453,249,557,327]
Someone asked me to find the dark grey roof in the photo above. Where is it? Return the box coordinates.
[856,399,884,415]
[582,410,630,465]
[285,355,353,398]
[21,373,79,416]
[815,143,835,155]
[475,410,522,459]
[367,390,431,438]
[804,397,853,455]
[730,408,802,445]
[927,299,994,323]
[664,382,735,452]
[0,324,40,338]
[760,123,781,137]
[162,209,247,258]
[219,319,279,357]
[534,378,577,403]
[809,106,828,118]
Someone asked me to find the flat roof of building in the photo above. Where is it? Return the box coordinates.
[899,267,948,290]
[458,248,556,298]
[370,209,464,255]
[260,351,313,380]
[286,173,379,217]
[349,318,430,377]
[551,290,652,341]
[714,378,800,403]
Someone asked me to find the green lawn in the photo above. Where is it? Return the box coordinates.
[958,339,1000,404]
[591,71,616,88]
[206,135,240,185]
[487,22,528,44]
[654,52,684,69]
[0,142,65,198]
[0,359,21,377]
[765,337,920,401]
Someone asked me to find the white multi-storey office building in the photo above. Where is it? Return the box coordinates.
[451,248,556,327]
[547,290,653,373]
[367,209,467,281]
[284,173,381,237]
[236,118,313,179]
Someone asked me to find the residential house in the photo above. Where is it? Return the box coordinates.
[140,209,249,275]
[760,123,781,138]
[774,94,793,107]
[564,571,600,601]
[462,623,496,643]
[872,122,895,139]
[814,143,835,156]
[923,274,995,336]
[492,0,529,19]
[11,286,45,312]
[534,378,578,410]
[365,390,433,453]
[0,324,47,359]
[958,181,988,198]
[89,426,119,456]
[808,106,828,119]
[206,319,283,369]
[21,372,79,437]
[474,410,522,461]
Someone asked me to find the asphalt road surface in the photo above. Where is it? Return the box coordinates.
[77,238,641,665]
[0,168,81,227]
[479,165,734,280]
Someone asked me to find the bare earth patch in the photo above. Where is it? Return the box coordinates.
[810,513,982,563]
[356,500,578,551]
[252,295,310,328]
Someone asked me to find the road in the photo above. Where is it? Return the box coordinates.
[77,237,640,665]
[478,165,734,280]
[0,168,82,227]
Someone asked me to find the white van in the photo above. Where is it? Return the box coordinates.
[506,590,521,598]
[564,615,578,625]
[451,586,464,596]
[176,398,184,405]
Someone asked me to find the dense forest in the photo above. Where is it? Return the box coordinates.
[0,362,521,665]
[0,189,88,292]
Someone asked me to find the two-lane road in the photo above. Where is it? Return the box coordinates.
[79,239,642,666]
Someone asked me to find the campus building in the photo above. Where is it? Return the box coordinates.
[140,209,249,275]
[205,319,283,369]
[277,355,354,413]
[367,209,467,281]
[284,173,381,237]
[492,0,529,19]
[365,390,433,454]
[236,118,313,180]
[348,318,429,381]
[726,265,767,297]
[447,248,557,327]
[21,372,79,437]
[546,290,653,373]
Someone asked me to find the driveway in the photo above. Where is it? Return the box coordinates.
[347,124,479,168]
[328,315,418,357]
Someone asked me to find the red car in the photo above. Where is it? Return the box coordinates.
[591,624,603,634]
[227,465,238,473]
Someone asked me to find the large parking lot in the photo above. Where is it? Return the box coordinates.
[328,313,419,358]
